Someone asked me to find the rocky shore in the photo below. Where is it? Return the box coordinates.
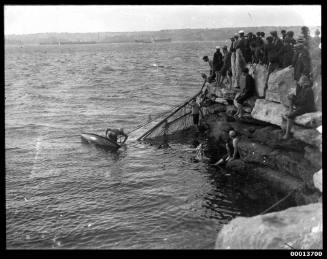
[200,64,322,249]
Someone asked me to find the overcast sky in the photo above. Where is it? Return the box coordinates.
[4,5,321,35]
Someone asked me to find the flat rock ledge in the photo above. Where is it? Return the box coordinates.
[215,202,322,249]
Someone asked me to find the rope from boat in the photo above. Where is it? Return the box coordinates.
[137,79,207,141]
[126,102,184,135]
[259,188,297,215]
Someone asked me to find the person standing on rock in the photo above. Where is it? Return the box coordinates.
[213,46,223,87]
[203,56,214,81]
[254,32,265,64]
[281,33,296,68]
[230,34,239,89]
[218,45,232,88]
[282,75,316,140]
[291,37,311,81]
[301,26,312,50]
[234,30,247,88]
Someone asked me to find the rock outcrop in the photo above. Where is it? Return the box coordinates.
[313,169,322,193]
[215,203,322,249]
[294,111,322,128]
[304,146,322,168]
[291,126,322,152]
[238,138,318,187]
[251,99,287,126]
[266,66,297,106]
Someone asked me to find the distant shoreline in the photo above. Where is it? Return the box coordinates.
[5,25,321,45]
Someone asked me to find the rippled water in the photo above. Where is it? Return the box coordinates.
[6,42,290,249]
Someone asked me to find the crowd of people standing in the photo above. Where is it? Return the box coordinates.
[192,26,321,163]
[203,26,321,90]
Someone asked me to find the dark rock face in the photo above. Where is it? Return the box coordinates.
[252,126,306,152]
[238,138,317,188]
[205,115,321,192]
[215,203,322,249]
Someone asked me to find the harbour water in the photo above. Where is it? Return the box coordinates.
[6,42,290,249]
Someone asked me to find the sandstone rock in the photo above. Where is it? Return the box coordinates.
[273,151,317,187]
[238,140,274,166]
[248,64,268,97]
[266,66,297,105]
[238,138,317,185]
[313,169,322,193]
[251,99,287,126]
[294,112,322,128]
[252,167,304,194]
[215,203,322,249]
[252,126,306,152]
[291,126,322,152]
[294,190,321,206]
[304,146,322,168]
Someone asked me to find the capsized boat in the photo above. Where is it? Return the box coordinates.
[81,133,121,149]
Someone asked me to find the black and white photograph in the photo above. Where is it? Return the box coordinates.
[5,4,322,250]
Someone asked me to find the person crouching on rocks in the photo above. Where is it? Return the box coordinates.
[282,75,316,140]
[213,129,240,166]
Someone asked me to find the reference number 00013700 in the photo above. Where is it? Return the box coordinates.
[290,252,322,256]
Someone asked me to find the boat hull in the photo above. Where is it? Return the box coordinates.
[81,133,121,149]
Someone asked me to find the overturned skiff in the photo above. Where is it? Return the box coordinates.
[81,133,121,150]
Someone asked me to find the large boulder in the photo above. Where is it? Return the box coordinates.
[266,66,297,105]
[248,64,268,97]
[291,126,322,152]
[313,169,322,193]
[251,99,287,126]
[294,111,322,128]
[215,203,322,249]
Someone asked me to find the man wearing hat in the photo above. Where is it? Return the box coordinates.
[280,30,287,42]
[280,32,295,68]
[218,45,232,88]
[233,30,247,88]
[212,46,223,86]
[291,36,311,81]
[312,29,321,49]
[282,75,315,139]
[254,32,265,64]
[301,26,314,51]
[268,30,284,69]
[230,34,239,88]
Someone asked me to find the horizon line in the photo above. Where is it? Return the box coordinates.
[5,24,321,36]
